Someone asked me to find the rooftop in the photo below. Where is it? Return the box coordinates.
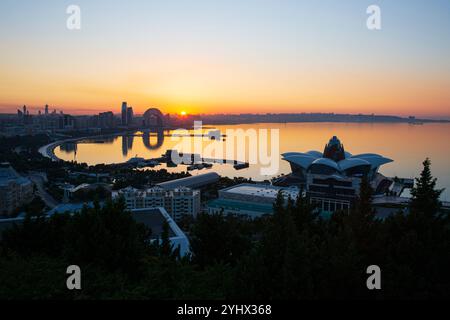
[47,202,93,216]
[222,183,299,200]
[0,162,20,180]
[208,198,274,214]
[0,162,32,187]
[282,136,393,175]
[132,208,176,239]
[130,208,190,255]
[157,172,220,190]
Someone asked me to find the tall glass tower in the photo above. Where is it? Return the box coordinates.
[121,102,127,126]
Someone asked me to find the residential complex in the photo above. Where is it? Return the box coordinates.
[112,186,201,222]
[0,163,34,215]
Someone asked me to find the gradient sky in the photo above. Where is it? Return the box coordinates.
[0,0,449,117]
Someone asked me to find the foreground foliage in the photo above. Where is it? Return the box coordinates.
[0,159,449,299]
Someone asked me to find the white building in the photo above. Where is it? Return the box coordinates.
[0,163,34,215]
[112,186,200,222]
[282,136,394,215]
[207,183,300,218]
[132,207,190,256]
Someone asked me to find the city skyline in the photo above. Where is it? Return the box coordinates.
[5,102,450,121]
[1,0,449,118]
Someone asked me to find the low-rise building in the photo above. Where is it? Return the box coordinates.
[156,172,220,190]
[112,186,200,222]
[132,207,190,256]
[0,163,34,215]
[207,183,300,218]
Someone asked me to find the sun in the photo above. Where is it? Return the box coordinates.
[180,111,187,116]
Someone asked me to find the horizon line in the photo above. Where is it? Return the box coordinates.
[1,109,450,121]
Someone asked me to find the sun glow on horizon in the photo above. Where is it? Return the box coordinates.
[0,1,449,118]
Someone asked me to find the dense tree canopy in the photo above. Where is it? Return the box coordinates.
[0,159,449,299]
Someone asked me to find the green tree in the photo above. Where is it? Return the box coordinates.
[190,212,252,268]
[410,158,443,218]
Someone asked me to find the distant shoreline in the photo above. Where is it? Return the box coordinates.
[200,119,450,125]
[1,112,450,123]
[196,113,450,125]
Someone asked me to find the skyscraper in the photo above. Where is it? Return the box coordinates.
[45,104,49,115]
[121,102,128,126]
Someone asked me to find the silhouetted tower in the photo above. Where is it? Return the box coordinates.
[127,106,133,126]
[323,136,346,162]
[121,102,128,126]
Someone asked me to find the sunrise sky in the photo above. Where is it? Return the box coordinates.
[0,0,449,118]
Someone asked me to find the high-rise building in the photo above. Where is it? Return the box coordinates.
[121,102,128,126]
[45,104,49,115]
[126,106,133,126]
[98,111,115,128]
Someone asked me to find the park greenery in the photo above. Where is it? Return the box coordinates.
[0,159,449,299]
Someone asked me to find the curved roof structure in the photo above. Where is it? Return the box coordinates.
[338,158,371,171]
[282,154,316,169]
[351,153,384,158]
[357,155,393,169]
[282,136,393,177]
[282,152,306,158]
[311,158,340,171]
[306,150,323,158]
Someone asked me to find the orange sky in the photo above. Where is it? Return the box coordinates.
[1,65,449,117]
[1,46,449,117]
[1,1,449,118]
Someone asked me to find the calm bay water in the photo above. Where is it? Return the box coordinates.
[55,122,450,201]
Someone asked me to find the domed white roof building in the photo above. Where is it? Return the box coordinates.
[280,136,394,215]
[282,136,393,180]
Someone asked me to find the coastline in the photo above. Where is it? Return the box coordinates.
[38,133,125,161]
